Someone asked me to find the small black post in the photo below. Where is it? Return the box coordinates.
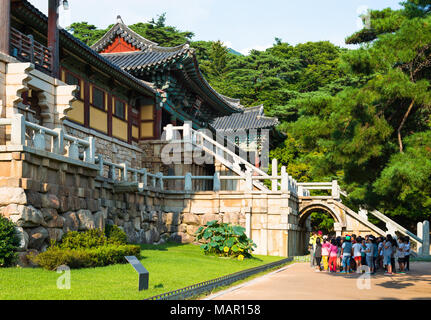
[125,256,149,291]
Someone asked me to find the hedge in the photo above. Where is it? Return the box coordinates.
[29,244,141,270]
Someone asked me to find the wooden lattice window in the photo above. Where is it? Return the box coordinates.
[114,99,126,120]
[92,86,105,110]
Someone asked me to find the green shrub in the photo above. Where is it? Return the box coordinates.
[105,224,127,245]
[29,244,141,270]
[60,229,107,249]
[0,215,19,267]
[195,220,256,259]
[59,226,128,250]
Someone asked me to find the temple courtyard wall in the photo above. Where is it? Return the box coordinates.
[0,147,302,266]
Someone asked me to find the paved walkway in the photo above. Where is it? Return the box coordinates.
[207,262,431,300]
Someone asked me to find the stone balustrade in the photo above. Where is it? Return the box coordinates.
[0,114,95,164]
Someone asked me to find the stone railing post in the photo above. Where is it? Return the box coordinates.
[132,170,138,182]
[52,127,64,155]
[298,185,304,196]
[68,140,79,160]
[85,136,95,163]
[245,171,253,191]
[281,166,288,192]
[332,180,340,199]
[213,172,221,191]
[33,129,45,150]
[156,172,163,190]
[97,155,104,177]
[165,124,174,141]
[271,158,278,191]
[183,122,191,142]
[11,114,26,145]
[109,164,117,181]
[417,221,423,255]
[121,163,128,182]
[141,168,147,186]
[184,172,192,192]
[423,220,430,256]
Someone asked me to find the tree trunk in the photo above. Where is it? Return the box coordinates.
[397,99,415,153]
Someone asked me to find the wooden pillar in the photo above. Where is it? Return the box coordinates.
[0,0,10,55]
[48,0,60,78]
[83,81,90,128]
[127,101,132,144]
[107,93,112,136]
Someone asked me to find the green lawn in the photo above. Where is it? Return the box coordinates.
[0,243,283,300]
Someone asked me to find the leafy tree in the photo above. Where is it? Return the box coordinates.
[66,22,109,45]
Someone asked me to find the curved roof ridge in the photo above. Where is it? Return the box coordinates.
[91,16,158,52]
[148,43,191,53]
[243,104,264,114]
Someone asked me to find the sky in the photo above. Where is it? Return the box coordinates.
[29,0,403,54]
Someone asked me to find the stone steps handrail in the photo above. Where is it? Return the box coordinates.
[369,209,423,244]
[335,187,426,251]
[0,114,95,163]
[164,124,272,191]
[163,124,301,193]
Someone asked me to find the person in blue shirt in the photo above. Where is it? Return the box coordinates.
[341,235,353,274]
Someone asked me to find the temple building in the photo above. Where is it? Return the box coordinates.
[0,0,310,259]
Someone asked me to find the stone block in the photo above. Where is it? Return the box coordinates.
[15,227,29,252]
[133,217,141,231]
[77,209,95,230]
[25,190,42,208]
[201,213,222,226]
[182,213,200,226]
[222,212,240,225]
[186,225,200,236]
[93,211,105,230]
[62,212,79,232]
[27,227,49,251]
[58,195,69,213]
[165,212,181,226]
[47,228,64,242]
[169,232,194,244]
[6,205,44,227]
[0,187,27,205]
[41,194,60,209]
[16,250,38,268]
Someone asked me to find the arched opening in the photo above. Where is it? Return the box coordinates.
[298,203,343,255]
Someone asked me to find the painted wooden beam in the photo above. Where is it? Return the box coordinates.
[48,0,60,78]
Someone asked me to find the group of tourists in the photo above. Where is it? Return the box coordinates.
[309,231,411,276]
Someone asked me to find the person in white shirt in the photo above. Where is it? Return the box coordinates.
[397,237,405,273]
[352,237,363,273]
[403,236,411,272]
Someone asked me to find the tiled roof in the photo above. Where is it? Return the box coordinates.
[101,44,192,71]
[14,1,156,96]
[94,18,245,114]
[211,105,279,131]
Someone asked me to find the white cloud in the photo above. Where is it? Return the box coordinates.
[238,44,272,56]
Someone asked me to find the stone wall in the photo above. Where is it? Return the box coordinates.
[140,140,215,190]
[63,120,143,170]
[0,146,303,263]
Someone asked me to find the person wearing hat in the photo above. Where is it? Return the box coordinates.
[341,235,353,273]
